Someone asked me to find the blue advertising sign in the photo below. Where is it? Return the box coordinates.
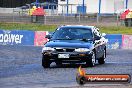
[0,30,34,45]
[105,34,122,49]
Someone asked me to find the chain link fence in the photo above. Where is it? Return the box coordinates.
[0,7,127,26]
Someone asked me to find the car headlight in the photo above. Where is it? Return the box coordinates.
[75,48,90,52]
[42,47,55,53]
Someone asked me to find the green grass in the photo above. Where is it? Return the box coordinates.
[98,26,132,35]
[0,23,132,34]
[0,23,57,31]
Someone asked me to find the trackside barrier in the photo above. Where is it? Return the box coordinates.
[105,34,122,49]
[0,29,132,49]
[0,30,34,45]
[34,31,48,46]
[122,35,132,49]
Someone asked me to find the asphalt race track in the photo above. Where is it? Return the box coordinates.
[0,45,132,88]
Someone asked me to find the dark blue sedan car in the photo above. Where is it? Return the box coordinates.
[42,25,107,68]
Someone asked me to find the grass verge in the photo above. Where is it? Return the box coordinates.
[0,23,132,34]
[0,23,57,31]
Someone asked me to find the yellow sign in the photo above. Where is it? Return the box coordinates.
[126,11,132,18]
[28,6,37,15]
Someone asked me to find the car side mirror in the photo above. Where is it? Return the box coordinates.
[102,33,106,37]
[45,35,51,39]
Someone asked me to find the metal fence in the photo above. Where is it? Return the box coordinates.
[0,8,125,26]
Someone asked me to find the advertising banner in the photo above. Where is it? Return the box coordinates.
[34,31,48,46]
[1,29,132,50]
[0,30,34,45]
[122,35,132,49]
[105,34,122,49]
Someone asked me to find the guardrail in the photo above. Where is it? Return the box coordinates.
[0,30,132,49]
[0,30,35,45]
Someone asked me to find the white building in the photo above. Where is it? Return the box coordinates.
[58,0,132,14]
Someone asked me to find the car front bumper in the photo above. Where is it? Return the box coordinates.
[42,51,93,63]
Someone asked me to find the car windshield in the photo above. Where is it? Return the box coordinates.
[51,27,93,40]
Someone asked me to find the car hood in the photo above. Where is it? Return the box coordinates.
[45,40,93,49]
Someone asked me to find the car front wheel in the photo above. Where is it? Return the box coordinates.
[98,49,106,64]
[42,54,50,68]
[86,51,96,67]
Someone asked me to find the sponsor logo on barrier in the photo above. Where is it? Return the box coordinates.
[0,34,23,44]
[105,34,122,49]
[111,42,120,49]
[34,31,48,46]
[122,35,132,49]
[0,30,34,45]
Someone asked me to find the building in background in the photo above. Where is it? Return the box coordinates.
[58,0,132,14]
[0,0,132,15]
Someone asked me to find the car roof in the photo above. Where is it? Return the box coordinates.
[59,25,95,30]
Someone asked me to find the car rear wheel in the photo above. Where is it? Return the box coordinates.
[86,51,96,67]
[42,55,50,68]
[98,49,106,64]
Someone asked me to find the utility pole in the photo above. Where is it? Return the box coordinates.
[97,0,101,23]
[125,0,128,9]
[67,0,69,16]
[82,0,85,15]
[36,0,39,7]
[98,0,101,16]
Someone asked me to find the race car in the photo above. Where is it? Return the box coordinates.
[42,25,108,68]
